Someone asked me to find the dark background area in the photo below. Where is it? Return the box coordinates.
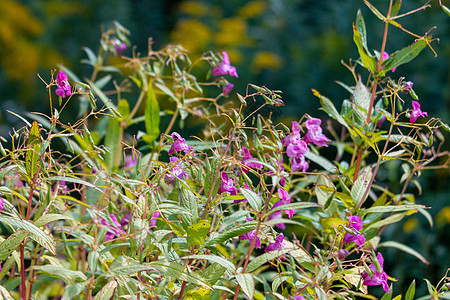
[0,0,448,297]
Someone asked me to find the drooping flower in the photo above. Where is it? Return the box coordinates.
[239,217,261,248]
[303,118,331,147]
[382,52,396,72]
[402,81,414,93]
[222,83,234,97]
[362,252,390,293]
[164,157,188,183]
[286,141,308,158]
[291,156,309,173]
[212,51,238,77]
[150,211,160,227]
[241,146,263,173]
[0,197,4,211]
[169,132,192,155]
[112,38,127,54]
[100,214,125,242]
[55,71,72,98]
[265,233,285,252]
[271,188,295,219]
[410,101,428,123]
[343,216,366,246]
[218,172,238,195]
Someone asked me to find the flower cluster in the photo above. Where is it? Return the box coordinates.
[362,252,390,293]
[165,132,190,183]
[218,172,238,195]
[265,233,285,252]
[164,157,188,183]
[212,51,238,96]
[55,71,72,98]
[343,216,366,246]
[169,132,192,156]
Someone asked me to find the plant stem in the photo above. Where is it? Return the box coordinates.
[20,244,27,300]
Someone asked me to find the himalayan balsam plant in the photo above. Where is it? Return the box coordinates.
[0,2,449,300]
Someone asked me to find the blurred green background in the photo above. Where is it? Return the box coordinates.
[0,0,449,297]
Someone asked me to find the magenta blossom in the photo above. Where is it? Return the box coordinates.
[410,101,428,123]
[100,214,125,242]
[0,197,4,211]
[239,217,261,248]
[343,216,366,246]
[55,71,72,98]
[291,156,309,173]
[294,296,306,300]
[164,157,188,183]
[283,121,302,146]
[150,211,160,227]
[222,83,234,96]
[268,211,285,229]
[303,118,331,147]
[212,51,238,77]
[218,172,238,195]
[119,213,130,227]
[113,38,127,54]
[265,233,285,252]
[169,132,192,155]
[241,146,263,173]
[402,81,413,93]
[382,52,396,72]
[271,188,295,219]
[286,141,308,158]
[362,252,390,293]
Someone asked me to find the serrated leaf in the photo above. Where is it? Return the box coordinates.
[235,273,254,299]
[365,204,425,214]
[34,213,76,228]
[180,188,199,226]
[312,89,351,131]
[356,10,368,51]
[117,99,130,122]
[182,254,236,272]
[0,229,29,260]
[353,23,376,72]
[240,188,263,211]
[31,265,87,284]
[379,241,429,264]
[93,280,117,300]
[384,38,429,72]
[200,263,226,286]
[352,79,371,121]
[351,166,372,207]
[144,81,160,144]
[204,221,258,247]
[204,158,221,198]
[0,216,56,254]
[187,220,210,247]
[366,212,406,230]
[25,121,41,179]
[45,176,99,190]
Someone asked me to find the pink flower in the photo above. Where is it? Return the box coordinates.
[0,197,4,211]
[150,211,160,227]
[303,118,331,147]
[294,296,306,300]
[55,71,72,98]
[362,252,390,293]
[222,83,234,96]
[265,233,285,252]
[218,172,238,195]
[343,216,366,246]
[239,217,261,248]
[268,211,285,229]
[286,141,308,158]
[402,81,413,93]
[112,38,127,54]
[212,51,238,77]
[410,101,428,123]
[100,214,125,242]
[241,146,263,173]
[271,188,295,219]
[382,52,396,72]
[164,157,188,183]
[169,132,192,155]
[291,156,309,173]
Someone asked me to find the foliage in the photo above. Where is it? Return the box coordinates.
[0,1,449,299]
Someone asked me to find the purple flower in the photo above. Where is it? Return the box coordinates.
[55,71,72,98]
[410,101,428,123]
[222,83,234,97]
[100,214,125,242]
[0,197,4,211]
[239,217,261,248]
[150,211,160,227]
[402,81,413,93]
[362,252,390,293]
[382,52,396,72]
[271,188,295,219]
[241,146,263,173]
[303,118,331,147]
[212,51,238,78]
[169,132,192,155]
[120,213,130,227]
[294,296,306,300]
[267,158,286,186]
[377,116,387,128]
[283,121,302,146]
[265,233,285,252]
[124,153,138,169]
[286,141,308,158]
[165,157,188,183]
[337,249,350,260]
[113,38,127,54]
[268,211,285,229]
[343,216,366,246]
[291,156,309,173]
[218,172,238,195]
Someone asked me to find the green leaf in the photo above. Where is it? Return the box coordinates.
[304,151,336,172]
[268,202,319,215]
[353,23,376,72]
[240,188,263,211]
[379,241,429,264]
[356,10,368,51]
[180,188,199,226]
[365,204,425,214]
[312,89,351,131]
[366,212,406,230]
[384,38,429,72]
[0,229,29,260]
[34,213,76,228]
[247,248,304,273]
[0,216,56,255]
[391,0,402,17]
[204,221,258,247]
[351,166,372,207]
[25,121,41,179]
[144,81,160,144]
[187,220,210,247]
[104,116,121,171]
[405,280,416,300]
[441,4,450,16]
[352,79,371,121]
[45,176,99,190]
[424,279,438,299]
[235,273,254,299]
[364,0,385,20]
[117,99,130,122]
[200,263,226,286]
[0,285,14,300]
[149,261,212,289]
[204,158,221,198]
[315,175,335,207]
[62,282,87,300]
[93,280,117,300]
[182,254,236,272]
[31,265,87,284]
